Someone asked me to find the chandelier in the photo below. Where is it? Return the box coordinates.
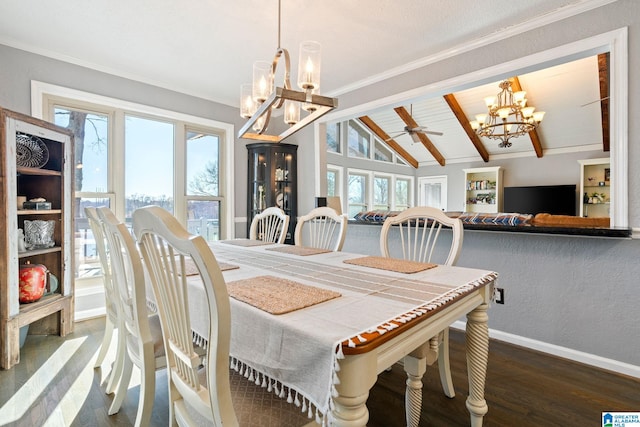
[238,0,338,142]
[469,80,545,148]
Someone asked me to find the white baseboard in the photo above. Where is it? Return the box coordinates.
[450,321,640,379]
[75,307,106,322]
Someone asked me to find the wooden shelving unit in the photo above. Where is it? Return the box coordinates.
[0,107,74,369]
[463,166,504,213]
[578,158,611,218]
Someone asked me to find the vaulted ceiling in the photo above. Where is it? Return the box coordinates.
[358,54,608,167]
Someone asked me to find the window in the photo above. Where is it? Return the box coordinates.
[124,115,175,216]
[35,82,234,316]
[347,120,370,158]
[327,169,337,197]
[374,176,390,210]
[396,178,411,210]
[326,122,340,153]
[53,106,114,283]
[186,130,222,242]
[348,173,367,218]
[374,140,393,162]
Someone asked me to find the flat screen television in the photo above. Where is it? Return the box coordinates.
[503,184,577,216]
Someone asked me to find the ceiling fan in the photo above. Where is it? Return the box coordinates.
[385,105,443,143]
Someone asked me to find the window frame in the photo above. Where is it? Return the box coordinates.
[31,80,234,238]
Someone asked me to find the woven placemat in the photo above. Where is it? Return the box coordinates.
[226,275,341,315]
[343,256,437,274]
[221,239,274,247]
[266,246,332,256]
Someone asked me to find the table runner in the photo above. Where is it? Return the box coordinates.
[227,275,341,315]
[182,257,239,275]
[221,238,274,247]
[187,243,497,424]
[266,245,332,256]
[343,256,437,274]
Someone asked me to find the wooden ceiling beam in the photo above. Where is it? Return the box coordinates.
[509,76,544,158]
[442,94,490,162]
[598,52,610,152]
[393,106,445,166]
[358,116,419,168]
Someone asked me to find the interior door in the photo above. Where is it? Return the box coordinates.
[418,175,447,210]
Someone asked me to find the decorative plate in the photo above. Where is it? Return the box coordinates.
[16,133,49,168]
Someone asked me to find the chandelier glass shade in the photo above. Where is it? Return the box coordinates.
[469,80,545,148]
[238,1,337,142]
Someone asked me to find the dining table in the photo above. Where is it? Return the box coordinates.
[182,239,497,427]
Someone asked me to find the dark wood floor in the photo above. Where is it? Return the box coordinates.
[1,317,638,426]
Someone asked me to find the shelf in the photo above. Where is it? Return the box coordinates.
[17,167,62,176]
[17,293,72,329]
[18,246,62,258]
[17,209,62,215]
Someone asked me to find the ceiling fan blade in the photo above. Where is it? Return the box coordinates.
[423,130,443,136]
[385,131,406,141]
[410,132,421,144]
[395,107,444,136]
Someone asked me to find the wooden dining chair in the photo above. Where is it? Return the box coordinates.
[97,207,167,427]
[379,206,464,401]
[294,206,348,251]
[85,207,124,396]
[132,205,312,427]
[249,206,290,243]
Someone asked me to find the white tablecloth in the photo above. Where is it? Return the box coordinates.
[186,241,497,424]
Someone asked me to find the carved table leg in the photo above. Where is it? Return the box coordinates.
[331,352,377,427]
[404,354,427,427]
[465,303,489,427]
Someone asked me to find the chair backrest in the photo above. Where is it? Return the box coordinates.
[85,207,119,321]
[132,205,237,426]
[97,207,155,361]
[249,206,290,244]
[379,206,463,266]
[294,206,348,251]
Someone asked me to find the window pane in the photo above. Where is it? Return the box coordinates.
[374,140,393,162]
[326,122,340,153]
[187,200,220,243]
[348,174,367,218]
[125,116,174,219]
[396,179,410,210]
[187,131,219,196]
[327,170,336,196]
[75,197,111,280]
[347,120,370,158]
[374,177,390,210]
[54,107,109,192]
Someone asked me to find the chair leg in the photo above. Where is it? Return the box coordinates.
[438,328,455,398]
[134,356,156,427]
[94,316,115,368]
[108,353,133,415]
[106,325,126,394]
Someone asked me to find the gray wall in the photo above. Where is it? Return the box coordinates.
[0,0,638,371]
[335,0,640,372]
[343,223,640,369]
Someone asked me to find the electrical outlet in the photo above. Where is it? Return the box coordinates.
[494,287,504,304]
